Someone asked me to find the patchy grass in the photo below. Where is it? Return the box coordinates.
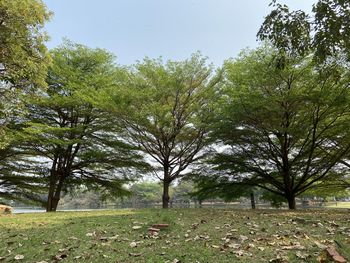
[0,209,349,262]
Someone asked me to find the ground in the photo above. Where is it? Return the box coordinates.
[0,209,349,262]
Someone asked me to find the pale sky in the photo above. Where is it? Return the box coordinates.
[43,0,315,66]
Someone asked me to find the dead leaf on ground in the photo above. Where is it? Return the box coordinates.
[281,244,305,250]
[14,255,24,260]
[129,241,137,248]
[52,254,68,261]
[295,251,310,259]
[129,253,142,257]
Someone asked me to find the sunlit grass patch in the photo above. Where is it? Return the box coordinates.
[0,209,349,262]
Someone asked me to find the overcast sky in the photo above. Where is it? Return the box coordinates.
[43,0,314,66]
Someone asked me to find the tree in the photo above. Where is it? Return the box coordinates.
[0,0,51,87]
[0,0,51,197]
[258,0,350,63]
[257,0,350,194]
[211,46,350,209]
[105,54,221,208]
[191,174,255,208]
[23,42,147,212]
[129,182,163,207]
[0,130,47,204]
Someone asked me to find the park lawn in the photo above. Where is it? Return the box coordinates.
[326,202,350,209]
[0,209,349,263]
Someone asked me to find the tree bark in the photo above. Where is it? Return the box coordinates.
[162,180,170,209]
[46,175,65,212]
[250,192,256,209]
[287,194,296,210]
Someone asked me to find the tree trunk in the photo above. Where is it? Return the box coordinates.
[287,195,296,210]
[46,176,64,212]
[162,180,170,209]
[46,179,56,212]
[250,192,256,209]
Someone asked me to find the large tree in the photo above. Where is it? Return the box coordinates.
[0,0,51,198]
[0,129,47,204]
[257,0,350,193]
[0,0,51,87]
[211,46,350,209]
[23,42,147,212]
[258,0,350,63]
[105,54,221,208]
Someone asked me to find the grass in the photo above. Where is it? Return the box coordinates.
[0,209,349,263]
[325,202,350,209]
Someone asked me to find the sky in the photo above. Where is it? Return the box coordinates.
[43,0,315,66]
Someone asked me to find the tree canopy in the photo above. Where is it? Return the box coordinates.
[102,54,222,208]
[208,46,350,209]
[0,0,51,87]
[22,42,148,211]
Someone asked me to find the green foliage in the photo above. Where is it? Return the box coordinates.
[260,190,285,208]
[0,0,51,201]
[208,46,350,208]
[22,41,148,211]
[172,181,196,203]
[0,0,51,87]
[190,173,253,202]
[130,182,163,204]
[101,53,222,208]
[258,0,350,62]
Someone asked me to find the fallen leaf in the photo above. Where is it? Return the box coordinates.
[295,251,310,259]
[227,243,241,249]
[239,235,248,242]
[14,255,24,260]
[314,241,327,249]
[281,244,305,250]
[129,253,142,257]
[235,250,244,256]
[52,254,68,260]
[130,242,137,248]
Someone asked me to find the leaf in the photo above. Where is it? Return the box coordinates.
[52,254,68,260]
[295,251,310,259]
[314,241,327,249]
[129,242,137,248]
[14,255,24,260]
[129,253,142,257]
[281,244,305,250]
[132,226,142,230]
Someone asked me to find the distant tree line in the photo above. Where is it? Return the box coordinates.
[0,0,349,211]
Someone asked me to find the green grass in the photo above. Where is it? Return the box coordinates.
[325,202,350,209]
[0,209,349,262]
